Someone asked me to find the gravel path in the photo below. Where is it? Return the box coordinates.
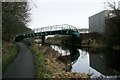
[3,42,35,78]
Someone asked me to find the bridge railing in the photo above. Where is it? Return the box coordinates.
[32,24,78,33]
[14,24,80,41]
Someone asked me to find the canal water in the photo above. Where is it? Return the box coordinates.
[51,45,120,78]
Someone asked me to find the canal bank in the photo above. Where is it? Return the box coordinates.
[31,43,91,78]
[31,43,120,79]
[50,44,120,78]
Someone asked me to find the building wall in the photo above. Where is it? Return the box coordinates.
[89,10,109,34]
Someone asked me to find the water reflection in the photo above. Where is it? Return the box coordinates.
[70,49,80,65]
[89,49,120,76]
[72,49,103,77]
[51,45,70,56]
[51,45,120,77]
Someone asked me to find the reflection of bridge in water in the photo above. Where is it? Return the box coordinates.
[14,24,80,43]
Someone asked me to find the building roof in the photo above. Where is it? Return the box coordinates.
[89,10,109,18]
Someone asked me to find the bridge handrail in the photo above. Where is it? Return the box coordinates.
[16,24,79,37]
[32,24,78,33]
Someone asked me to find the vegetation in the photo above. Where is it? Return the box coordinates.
[2,2,31,71]
[46,35,82,47]
[2,2,31,42]
[31,43,91,79]
[105,1,120,48]
[84,1,120,49]
[87,32,107,48]
[31,43,63,78]
[2,42,18,71]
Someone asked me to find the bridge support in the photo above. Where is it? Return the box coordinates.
[41,35,45,46]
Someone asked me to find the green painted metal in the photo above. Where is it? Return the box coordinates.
[14,24,80,42]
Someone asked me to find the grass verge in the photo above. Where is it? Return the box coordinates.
[2,41,18,72]
[31,43,91,79]
[31,44,63,78]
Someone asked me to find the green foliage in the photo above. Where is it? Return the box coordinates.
[2,2,31,42]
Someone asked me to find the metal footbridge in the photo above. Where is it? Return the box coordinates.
[14,24,80,42]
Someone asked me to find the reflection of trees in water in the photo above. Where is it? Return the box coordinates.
[57,45,80,71]
[55,44,120,76]
[70,49,80,63]
[106,50,120,76]
[58,44,89,63]
[58,47,80,62]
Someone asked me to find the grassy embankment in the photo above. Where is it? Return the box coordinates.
[2,41,18,72]
[31,43,63,78]
[31,43,91,79]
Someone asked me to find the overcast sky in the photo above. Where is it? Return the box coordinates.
[27,0,120,29]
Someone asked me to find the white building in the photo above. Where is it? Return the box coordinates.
[89,10,109,34]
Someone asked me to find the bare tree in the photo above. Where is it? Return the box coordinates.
[105,0,120,46]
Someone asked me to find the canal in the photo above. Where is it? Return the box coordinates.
[51,44,120,78]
